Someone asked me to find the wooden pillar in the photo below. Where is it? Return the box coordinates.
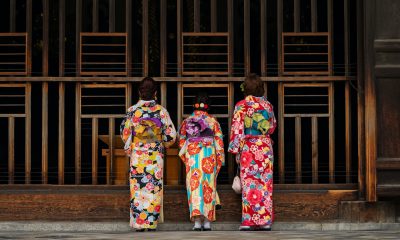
[278,83,285,183]
[294,0,300,32]
[58,82,65,184]
[244,0,250,75]
[311,116,318,183]
[126,0,132,76]
[8,117,15,184]
[10,0,16,32]
[260,0,267,76]
[211,0,217,32]
[75,83,81,184]
[42,82,49,184]
[311,0,317,32]
[227,0,233,76]
[26,0,32,76]
[93,0,99,32]
[108,118,115,185]
[194,0,200,32]
[142,0,149,76]
[329,82,335,183]
[59,0,65,76]
[43,0,49,76]
[277,0,283,76]
[295,116,302,183]
[92,118,98,185]
[109,0,116,32]
[76,0,82,76]
[25,83,31,184]
[177,0,182,77]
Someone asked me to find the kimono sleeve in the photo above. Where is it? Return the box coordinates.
[178,119,188,164]
[160,107,177,148]
[228,103,245,154]
[120,109,134,154]
[267,102,277,135]
[213,119,225,174]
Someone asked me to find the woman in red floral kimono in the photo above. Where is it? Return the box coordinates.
[228,74,277,231]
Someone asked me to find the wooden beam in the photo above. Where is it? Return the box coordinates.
[312,117,318,184]
[364,0,377,202]
[329,82,335,183]
[25,83,31,184]
[278,83,285,183]
[43,0,49,76]
[76,0,82,76]
[8,117,15,184]
[311,0,317,32]
[42,82,49,184]
[142,0,149,76]
[294,0,300,32]
[126,0,132,76]
[10,0,16,32]
[109,0,115,32]
[194,0,200,32]
[93,0,99,32]
[211,0,217,32]
[295,116,302,183]
[75,83,81,184]
[58,82,65,184]
[244,0,250,75]
[160,0,167,77]
[26,0,32,76]
[59,0,65,76]
[92,118,99,185]
[260,0,267,76]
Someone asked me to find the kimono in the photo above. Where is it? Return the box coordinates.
[228,95,277,227]
[178,110,225,221]
[120,100,176,230]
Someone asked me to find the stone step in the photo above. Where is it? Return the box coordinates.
[0,221,399,232]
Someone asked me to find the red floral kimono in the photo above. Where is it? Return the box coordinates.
[228,95,277,227]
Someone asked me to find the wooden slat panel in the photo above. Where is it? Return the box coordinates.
[75,83,81,184]
[329,82,335,183]
[312,116,318,184]
[25,84,31,184]
[8,117,15,184]
[58,82,65,184]
[92,118,98,185]
[42,82,48,184]
[295,116,302,184]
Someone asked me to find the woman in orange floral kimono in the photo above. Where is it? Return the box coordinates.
[178,93,224,231]
[120,77,176,231]
[228,74,277,231]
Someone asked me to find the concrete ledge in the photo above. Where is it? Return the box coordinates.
[0,221,399,232]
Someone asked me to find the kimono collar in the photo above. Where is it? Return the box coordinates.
[245,95,266,103]
[193,110,210,117]
[138,99,157,107]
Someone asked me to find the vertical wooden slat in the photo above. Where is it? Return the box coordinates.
[311,0,317,32]
[76,0,82,76]
[58,82,65,184]
[59,0,65,76]
[25,83,31,184]
[356,0,365,200]
[92,118,98,185]
[160,0,167,77]
[344,0,350,76]
[142,0,149,76]
[329,82,335,183]
[126,0,132,76]
[294,0,300,32]
[311,116,318,184]
[194,0,200,32]
[43,0,49,76]
[277,0,283,76]
[42,82,49,184]
[345,82,352,183]
[177,0,182,77]
[211,0,217,32]
[26,0,32,76]
[8,117,15,184]
[244,0,250,75]
[10,0,16,32]
[278,83,285,183]
[227,0,233,76]
[295,116,302,183]
[177,82,183,184]
[109,0,116,32]
[228,82,234,182]
[75,82,81,184]
[93,0,99,32]
[108,118,114,185]
[260,0,267,76]
[328,0,333,76]
[127,82,132,107]
[161,82,167,107]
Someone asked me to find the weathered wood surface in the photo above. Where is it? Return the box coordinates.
[0,186,357,222]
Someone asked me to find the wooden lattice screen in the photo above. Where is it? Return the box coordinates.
[181,33,231,76]
[0,33,28,76]
[79,33,128,76]
[281,32,332,76]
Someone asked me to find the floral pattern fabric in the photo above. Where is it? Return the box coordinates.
[178,110,225,221]
[120,100,176,230]
[228,95,277,226]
